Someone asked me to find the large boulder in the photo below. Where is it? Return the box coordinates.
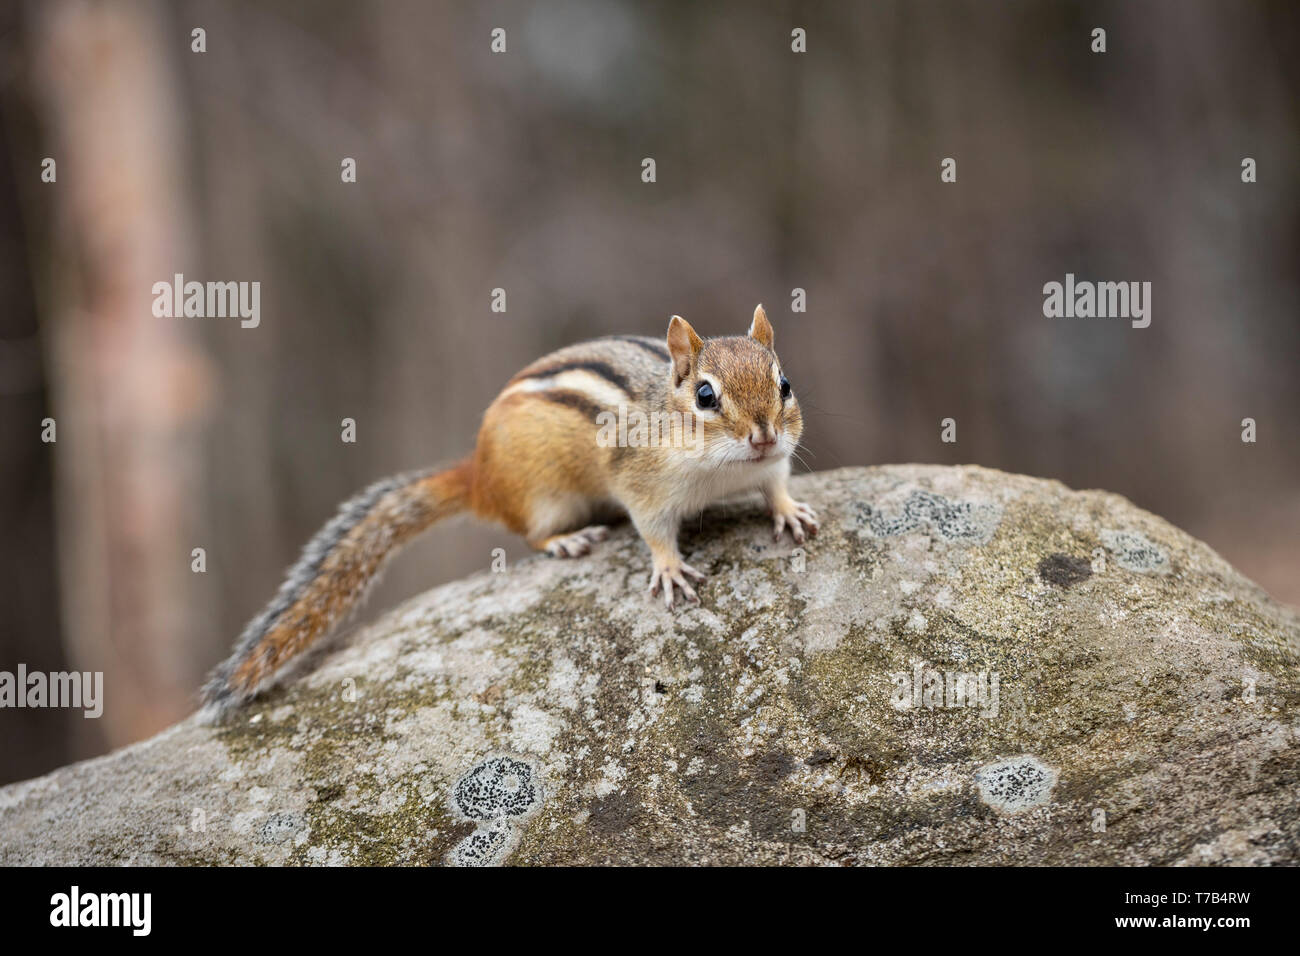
[2,465,1298,865]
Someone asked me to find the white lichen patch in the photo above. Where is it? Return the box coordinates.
[1100,529,1169,574]
[856,488,1003,544]
[546,656,583,710]
[255,811,307,846]
[449,818,517,867]
[305,844,350,866]
[507,703,565,755]
[723,566,780,609]
[450,755,543,822]
[447,755,544,867]
[974,755,1058,812]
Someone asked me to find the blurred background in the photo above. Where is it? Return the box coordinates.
[0,0,1296,785]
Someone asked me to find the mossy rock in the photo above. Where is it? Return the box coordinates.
[2,466,1297,865]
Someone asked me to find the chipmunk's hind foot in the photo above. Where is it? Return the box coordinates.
[536,524,610,558]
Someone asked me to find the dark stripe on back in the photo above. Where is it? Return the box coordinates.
[609,335,670,361]
[535,389,607,422]
[513,359,633,396]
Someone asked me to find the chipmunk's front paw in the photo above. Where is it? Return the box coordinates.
[772,499,819,544]
[648,559,706,609]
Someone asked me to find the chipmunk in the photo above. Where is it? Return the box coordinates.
[203,305,817,713]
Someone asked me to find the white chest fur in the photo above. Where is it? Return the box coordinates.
[674,456,788,516]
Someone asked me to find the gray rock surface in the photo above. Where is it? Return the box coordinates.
[2,465,1298,865]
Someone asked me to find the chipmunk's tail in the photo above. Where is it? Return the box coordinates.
[201,461,473,717]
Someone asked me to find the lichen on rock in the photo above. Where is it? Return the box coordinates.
[1,465,1298,866]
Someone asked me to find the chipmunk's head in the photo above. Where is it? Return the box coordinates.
[666,305,804,466]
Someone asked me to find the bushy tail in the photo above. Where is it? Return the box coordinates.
[202,461,472,715]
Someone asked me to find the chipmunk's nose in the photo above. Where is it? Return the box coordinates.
[749,423,777,450]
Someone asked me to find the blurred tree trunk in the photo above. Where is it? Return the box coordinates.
[0,4,81,785]
[31,0,214,748]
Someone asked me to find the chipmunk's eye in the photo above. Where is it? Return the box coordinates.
[779,374,791,400]
[695,381,718,410]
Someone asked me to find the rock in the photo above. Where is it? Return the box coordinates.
[2,465,1298,865]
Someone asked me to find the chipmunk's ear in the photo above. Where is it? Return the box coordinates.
[666,315,703,387]
[748,304,774,349]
